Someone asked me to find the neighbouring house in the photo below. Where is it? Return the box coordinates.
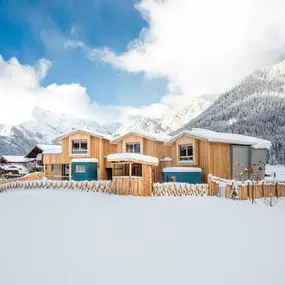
[0,155,31,175]
[42,128,271,183]
[25,144,62,166]
[163,129,271,182]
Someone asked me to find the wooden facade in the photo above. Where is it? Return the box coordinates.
[44,130,116,180]
[44,130,235,183]
[164,134,231,183]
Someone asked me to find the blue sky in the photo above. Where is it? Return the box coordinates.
[0,0,167,107]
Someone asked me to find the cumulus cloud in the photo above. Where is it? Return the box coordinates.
[74,0,285,110]
[0,56,124,125]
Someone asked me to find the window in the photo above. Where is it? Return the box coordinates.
[75,165,86,173]
[179,144,193,161]
[72,140,88,154]
[51,164,58,172]
[126,143,141,153]
[167,176,176,182]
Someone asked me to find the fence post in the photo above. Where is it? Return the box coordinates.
[252,181,254,204]
[275,182,279,198]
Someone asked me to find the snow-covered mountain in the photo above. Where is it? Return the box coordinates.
[103,122,123,134]
[116,97,212,135]
[0,107,110,156]
[178,60,285,164]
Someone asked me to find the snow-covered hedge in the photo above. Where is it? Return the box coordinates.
[0,179,112,193]
[153,182,208,197]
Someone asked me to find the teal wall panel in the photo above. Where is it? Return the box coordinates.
[163,171,201,184]
[72,162,98,181]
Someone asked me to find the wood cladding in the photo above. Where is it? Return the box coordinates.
[44,131,233,183]
[112,165,153,196]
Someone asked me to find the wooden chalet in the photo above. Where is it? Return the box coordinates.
[25,144,61,166]
[43,128,271,183]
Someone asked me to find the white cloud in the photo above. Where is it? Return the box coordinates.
[0,56,125,125]
[3,0,285,127]
[75,0,285,111]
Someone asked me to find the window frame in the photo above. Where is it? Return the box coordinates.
[51,164,58,172]
[126,143,141,154]
[179,144,194,161]
[72,140,88,155]
[75,165,86,173]
[167,175,176,182]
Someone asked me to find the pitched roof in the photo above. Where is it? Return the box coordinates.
[0,156,29,163]
[42,146,62,155]
[25,144,62,157]
[164,128,271,149]
[56,129,112,141]
[0,164,28,173]
[110,130,171,144]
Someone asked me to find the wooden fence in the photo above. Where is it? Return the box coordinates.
[0,172,45,185]
[208,175,285,200]
[153,182,208,196]
[0,179,112,193]
[112,177,150,196]
[0,173,209,197]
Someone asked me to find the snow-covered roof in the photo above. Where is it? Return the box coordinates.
[0,164,28,173]
[42,147,62,155]
[56,129,112,141]
[25,144,62,157]
[163,167,202,173]
[165,128,271,149]
[0,156,29,163]
[110,129,171,143]
[107,153,159,165]
[71,158,98,163]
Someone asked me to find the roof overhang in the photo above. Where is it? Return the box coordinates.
[25,145,42,158]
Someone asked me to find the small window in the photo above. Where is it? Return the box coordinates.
[75,165,86,173]
[72,140,88,154]
[167,176,176,182]
[179,144,193,161]
[126,143,141,153]
[51,164,58,172]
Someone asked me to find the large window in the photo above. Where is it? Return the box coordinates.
[179,144,193,161]
[75,165,86,173]
[126,143,141,153]
[72,140,88,154]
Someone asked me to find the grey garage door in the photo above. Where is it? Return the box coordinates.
[231,145,250,181]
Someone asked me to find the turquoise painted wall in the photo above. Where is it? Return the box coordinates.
[72,162,98,181]
[163,171,201,184]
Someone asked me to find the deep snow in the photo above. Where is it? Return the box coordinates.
[0,189,284,285]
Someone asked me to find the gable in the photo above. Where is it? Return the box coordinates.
[164,133,199,146]
[56,130,108,141]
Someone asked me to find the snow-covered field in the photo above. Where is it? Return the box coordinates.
[266,164,285,180]
[0,189,284,285]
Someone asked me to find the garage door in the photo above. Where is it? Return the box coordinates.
[232,145,250,181]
